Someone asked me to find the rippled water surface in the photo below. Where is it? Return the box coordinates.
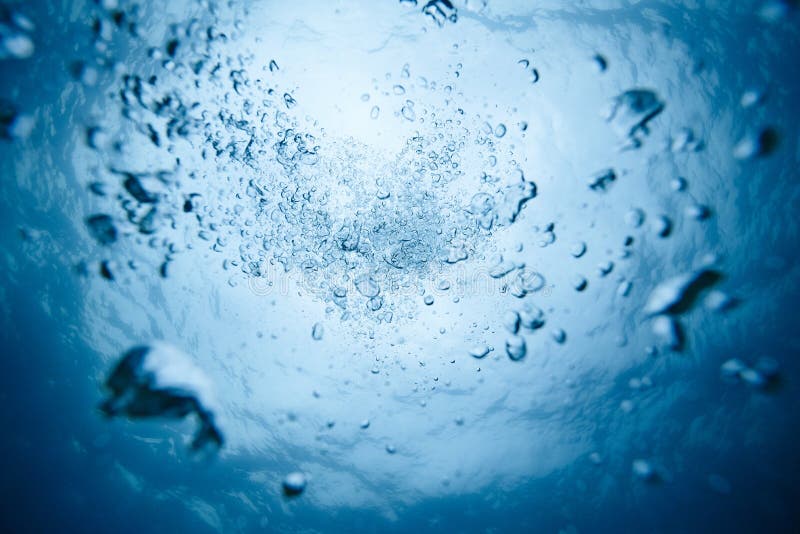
[1,1,799,532]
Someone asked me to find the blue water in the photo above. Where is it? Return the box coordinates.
[2,1,800,532]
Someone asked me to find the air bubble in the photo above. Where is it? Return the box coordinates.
[282,472,307,496]
[570,241,586,258]
[401,101,416,121]
[505,335,527,361]
[502,310,520,334]
[355,276,380,298]
[625,208,645,228]
[311,322,324,340]
[551,328,566,344]
[572,275,587,292]
[469,344,490,359]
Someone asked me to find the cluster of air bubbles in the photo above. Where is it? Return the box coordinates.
[517,58,540,84]
[639,261,739,352]
[8,0,779,484]
[0,8,35,60]
[0,8,37,141]
[720,357,780,389]
[451,34,776,375]
[400,0,459,27]
[65,0,547,326]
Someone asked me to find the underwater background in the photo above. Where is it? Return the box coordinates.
[1,0,799,532]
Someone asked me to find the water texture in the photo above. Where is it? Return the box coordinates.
[1,1,799,532]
